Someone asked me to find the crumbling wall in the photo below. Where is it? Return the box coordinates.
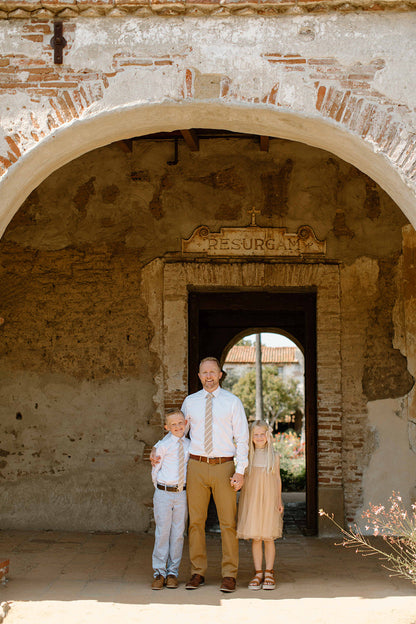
[0,243,159,530]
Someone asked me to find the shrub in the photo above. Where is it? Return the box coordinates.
[274,431,306,492]
[320,492,416,587]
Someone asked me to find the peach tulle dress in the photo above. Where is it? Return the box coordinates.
[237,447,283,540]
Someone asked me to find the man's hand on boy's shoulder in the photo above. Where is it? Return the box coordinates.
[150,446,161,467]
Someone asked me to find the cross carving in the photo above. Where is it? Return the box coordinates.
[248,206,261,226]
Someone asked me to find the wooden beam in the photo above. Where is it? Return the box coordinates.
[117,139,133,153]
[260,136,269,152]
[181,129,199,151]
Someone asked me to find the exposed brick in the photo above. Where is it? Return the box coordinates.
[268,82,279,105]
[334,90,351,122]
[185,68,193,98]
[5,136,21,159]
[315,85,326,111]
[22,34,43,42]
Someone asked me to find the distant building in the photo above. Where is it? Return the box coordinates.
[224,344,304,390]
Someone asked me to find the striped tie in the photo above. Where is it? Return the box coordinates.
[204,392,214,456]
[178,438,185,492]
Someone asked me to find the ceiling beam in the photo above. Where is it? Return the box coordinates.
[260,136,269,152]
[117,139,133,153]
[181,129,199,151]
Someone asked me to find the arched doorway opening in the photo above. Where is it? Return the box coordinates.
[2,115,411,534]
[188,290,317,535]
[222,330,306,535]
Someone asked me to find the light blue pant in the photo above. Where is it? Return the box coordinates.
[152,488,188,578]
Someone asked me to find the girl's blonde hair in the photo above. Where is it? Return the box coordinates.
[248,420,276,473]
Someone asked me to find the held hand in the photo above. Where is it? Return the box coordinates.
[230,472,244,491]
[149,447,161,467]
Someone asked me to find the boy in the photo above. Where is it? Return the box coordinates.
[151,409,190,589]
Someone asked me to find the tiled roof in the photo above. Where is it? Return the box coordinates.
[225,345,298,364]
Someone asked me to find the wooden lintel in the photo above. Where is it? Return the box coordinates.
[117,139,133,153]
[181,129,199,151]
[260,136,269,152]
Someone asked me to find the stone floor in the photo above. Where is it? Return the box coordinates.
[1,528,416,624]
[207,491,307,536]
[281,492,307,535]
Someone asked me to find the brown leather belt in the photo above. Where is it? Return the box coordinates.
[189,454,234,464]
[157,483,186,492]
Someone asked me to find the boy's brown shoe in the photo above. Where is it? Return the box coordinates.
[151,574,165,590]
[166,574,178,588]
[185,573,205,589]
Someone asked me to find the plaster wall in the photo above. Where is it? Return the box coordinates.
[0,246,159,530]
[360,397,416,528]
[1,13,416,234]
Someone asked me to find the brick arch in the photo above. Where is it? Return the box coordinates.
[1,98,416,239]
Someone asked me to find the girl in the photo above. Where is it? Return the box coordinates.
[237,420,284,590]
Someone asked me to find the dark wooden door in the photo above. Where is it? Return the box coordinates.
[188,290,317,535]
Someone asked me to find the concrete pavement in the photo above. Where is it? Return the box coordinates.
[0,529,415,624]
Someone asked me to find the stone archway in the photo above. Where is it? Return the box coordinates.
[1,99,416,533]
[2,101,416,239]
[3,11,416,234]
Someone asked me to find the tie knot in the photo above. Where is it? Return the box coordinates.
[206,393,213,399]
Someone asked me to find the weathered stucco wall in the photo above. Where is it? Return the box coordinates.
[0,244,160,530]
[1,135,415,530]
[2,13,416,234]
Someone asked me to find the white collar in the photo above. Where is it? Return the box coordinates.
[168,432,184,444]
[204,386,221,398]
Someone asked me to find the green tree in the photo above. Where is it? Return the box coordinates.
[230,365,303,425]
[235,337,254,346]
[222,367,240,392]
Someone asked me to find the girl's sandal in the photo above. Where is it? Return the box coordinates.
[248,570,263,590]
[262,569,276,590]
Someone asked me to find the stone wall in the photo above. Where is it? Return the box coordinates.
[0,244,159,530]
[1,136,415,530]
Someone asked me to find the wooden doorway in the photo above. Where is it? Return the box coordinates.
[188,290,317,535]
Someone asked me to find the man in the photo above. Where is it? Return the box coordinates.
[181,356,249,593]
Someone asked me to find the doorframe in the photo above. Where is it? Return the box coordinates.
[188,290,317,534]
[141,258,344,535]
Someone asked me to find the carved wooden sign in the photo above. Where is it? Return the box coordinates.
[182,210,326,258]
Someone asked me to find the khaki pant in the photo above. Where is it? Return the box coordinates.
[186,458,238,578]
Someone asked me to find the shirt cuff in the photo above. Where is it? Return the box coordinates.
[235,463,247,475]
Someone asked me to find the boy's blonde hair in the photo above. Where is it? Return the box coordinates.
[165,409,185,424]
[248,420,276,473]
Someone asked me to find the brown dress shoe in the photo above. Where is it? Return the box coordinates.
[220,576,236,592]
[151,574,165,590]
[185,573,205,589]
[166,574,178,589]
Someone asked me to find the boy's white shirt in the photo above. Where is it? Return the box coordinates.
[151,432,191,487]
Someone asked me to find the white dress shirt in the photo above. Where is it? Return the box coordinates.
[152,432,191,487]
[181,386,249,474]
